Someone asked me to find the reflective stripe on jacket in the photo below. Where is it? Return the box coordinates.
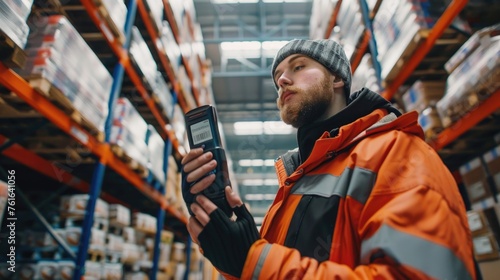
[239,108,476,279]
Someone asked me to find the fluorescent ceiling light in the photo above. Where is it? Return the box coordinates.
[221,41,261,51]
[234,121,294,135]
[262,41,288,51]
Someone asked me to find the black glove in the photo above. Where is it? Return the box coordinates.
[198,204,260,278]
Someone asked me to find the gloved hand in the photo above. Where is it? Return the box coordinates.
[198,203,260,278]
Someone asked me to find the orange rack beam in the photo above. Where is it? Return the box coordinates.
[324,0,343,39]
[136,0,189,113]
[0,63,187,224]
[381,0,468,100]
[351,30,371,73]
[0,64,103,154]
[0,135,125,206]
[428,89,500,151]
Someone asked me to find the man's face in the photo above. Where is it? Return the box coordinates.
[273,54,335,128]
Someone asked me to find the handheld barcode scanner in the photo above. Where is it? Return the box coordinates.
[184,105,232,217]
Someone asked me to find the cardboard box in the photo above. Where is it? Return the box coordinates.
[473,233,500,261]
[460,158,493,203]
[418,106,443,140]
[402,80,446,113]
[478,258,500,279]
[483,145,500,192]
[468,210,491,236]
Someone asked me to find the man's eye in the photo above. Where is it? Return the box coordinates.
[294,65,304,71]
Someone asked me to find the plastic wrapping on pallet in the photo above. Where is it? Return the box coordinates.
[171,104,187,148]
[147,125,166,184]
[0,0,31,48]
[333,0,364,59]
[309,0,339,39]
[153,71,174,118]
[160,21,182,74]
[4,0,33,20]
[130,26,159,91]
[110,124,150,168]
[111,98,150,168]
[168,0,185,32]
[16,16,112,132]
[177,66,196,108]
[100,0,127,36]
[189,54,202,90]
[192,23,206,60]
[145,0,164,32]
[444,24,500,74]
[436,36,500,127]
[113,98,149,138]
[373,0,436,81]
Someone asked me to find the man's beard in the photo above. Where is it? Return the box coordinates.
[278,76,333,128]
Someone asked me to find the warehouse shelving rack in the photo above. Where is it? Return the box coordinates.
[0,0,206,279]
[323,0,500,172]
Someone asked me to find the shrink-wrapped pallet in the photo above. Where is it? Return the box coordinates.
[130,26,159,91]
[147,125,166,184]
[17,16,112,132]
[0,0,32,48]
[111,98,150,169]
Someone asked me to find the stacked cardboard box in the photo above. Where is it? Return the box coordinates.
[401,80,446,140]
[468,205,500,262]
[483,145,500,198]
[460,158,495,209]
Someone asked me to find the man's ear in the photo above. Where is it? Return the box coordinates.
[332,78,344,89]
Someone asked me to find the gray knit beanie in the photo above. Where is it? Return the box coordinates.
[271,39,352,99]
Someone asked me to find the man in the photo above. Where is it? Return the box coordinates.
[181,39,477,279]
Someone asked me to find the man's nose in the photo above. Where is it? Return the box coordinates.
[277,72,292,88]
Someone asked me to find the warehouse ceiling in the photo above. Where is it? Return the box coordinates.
[193,0,313,223]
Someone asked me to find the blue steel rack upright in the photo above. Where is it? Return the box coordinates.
[73,0,138,278]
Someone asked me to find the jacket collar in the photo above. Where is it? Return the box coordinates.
[277,109,423,178]
[296,88,402,163]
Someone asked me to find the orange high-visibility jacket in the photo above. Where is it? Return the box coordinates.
[235,108,476,279]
